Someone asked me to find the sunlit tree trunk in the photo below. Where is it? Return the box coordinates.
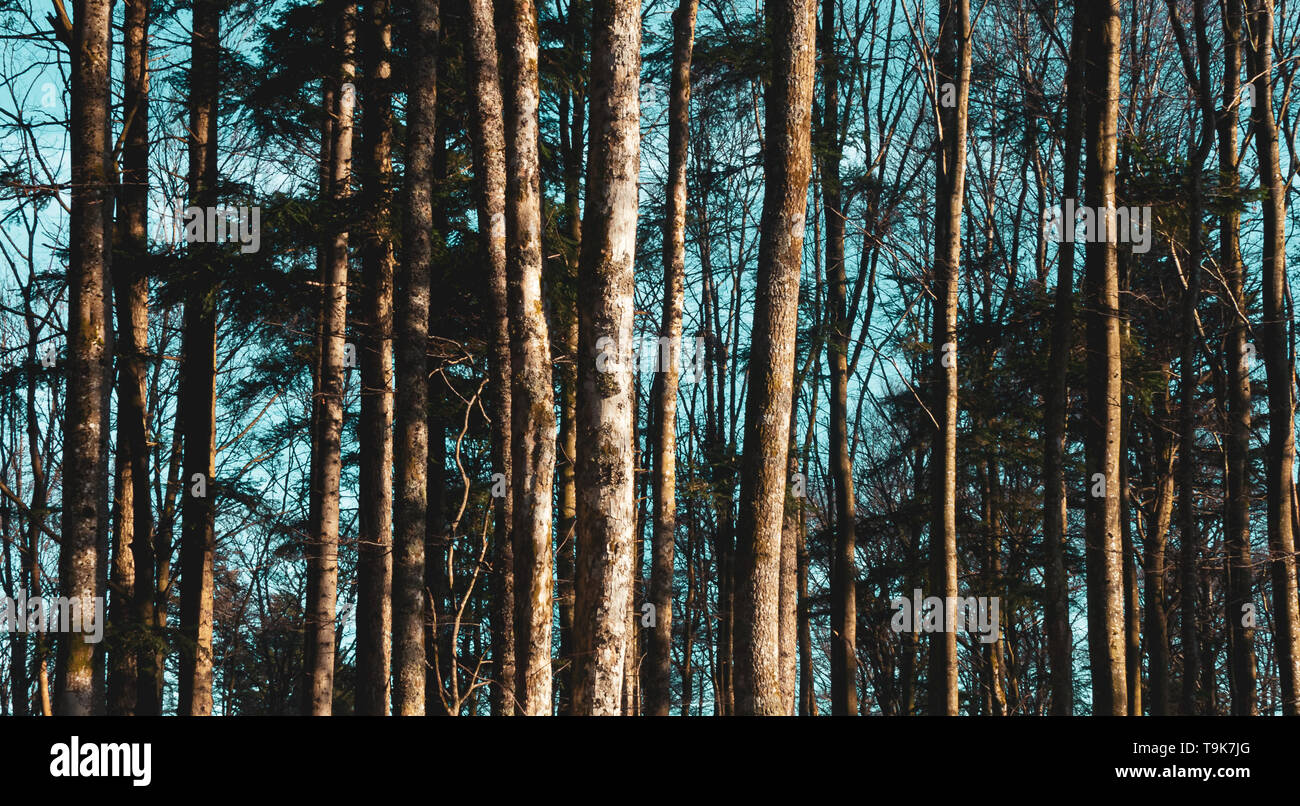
[504,0,556,715]
[733,0,816,716]
[572,0,641,716]
[465,0,515,717]
[1081,0,1127,715]
[927,0,970,717]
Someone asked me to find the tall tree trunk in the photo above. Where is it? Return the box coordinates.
[820,0,858,717]
[553,0,585,718]
[465,0,515,717]
[305,2,356,717]
[504,0,556,715]
[177,0,219,717]
[392,0,439,716]
[646,0,697,717]
[109,0,152,718]
[355,0,395,717]
[572,0,640,716]
[927,0,970,717]
[733,0,816,716]
[1040,3,1087,716]
[59,0,113,717]
[1247,0,1300,714]
[1081,0,1127,715]
[1219,0,1256,716]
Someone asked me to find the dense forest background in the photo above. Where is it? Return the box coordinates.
[1,0,1299,716]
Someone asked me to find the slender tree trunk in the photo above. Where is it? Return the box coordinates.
[177,0,219,717]
[392,0,439,716]
[553,0,584,717]
[355,0,395,717]
[1040,4,1087,716]
[1247,0,1300,714]
[820,0,858,717]
[927,0,970,717]
[572,0,640,716]
[733,0,816,716]
[305,2,356,717]
[465,0,515,716]
[1219,0,1256,716]
[1142,364,1175,714]
[504,0,556,715]
[59,0,113,717]
[1081,0,1127,715]
[109,0,152,718]
[646,0,697,717]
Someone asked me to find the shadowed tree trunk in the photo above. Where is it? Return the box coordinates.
[1041,5,1087,715]
[177,0,219,717]
[59,0,113,717]
[1218,0,1256,716]
[646,0,697,717]
[355,0,395,716]
[733,0,816,716]
[392,0,439,716]
[820,0,858,717]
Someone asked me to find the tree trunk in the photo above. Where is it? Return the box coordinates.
[820,0,858,717]
[1247,0,1300,714]
[1041,6,1087,715]
[59,0,113,717]
[1219,0,1256,716]
[465,0,515,717]
[504,0,556,715]
[355,0,395,717]
[305,2,356,717]
[177,0,219,717]
[1081,0,1127,715]
[572,0,640,716]
[646,0,697,717]
[927,0,970,717]
[109,0,152,718]
[733,0,816,716]
[392,0,439,716]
